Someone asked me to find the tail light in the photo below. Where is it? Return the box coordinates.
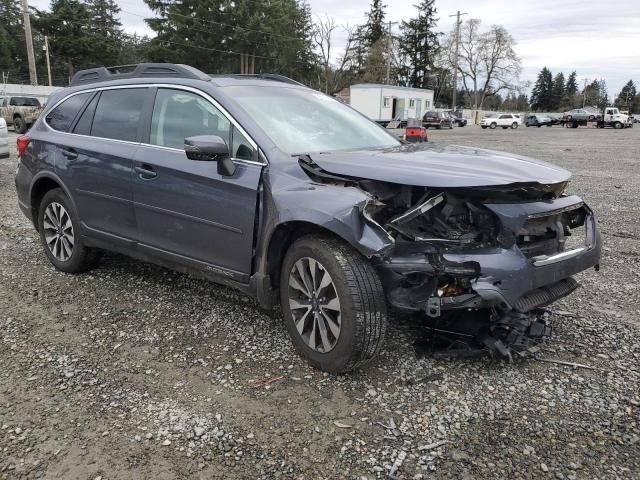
[16,135,30,157]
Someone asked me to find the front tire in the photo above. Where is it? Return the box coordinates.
[490,122,497,129]
[280,235,387,373]
[511,122,518,129]
[37,189,98,273]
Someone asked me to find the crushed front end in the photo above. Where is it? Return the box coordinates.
[366,182,602,359]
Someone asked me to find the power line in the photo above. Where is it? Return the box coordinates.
[120,8,308,43]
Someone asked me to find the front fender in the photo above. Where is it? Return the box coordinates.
[271,184,394,257]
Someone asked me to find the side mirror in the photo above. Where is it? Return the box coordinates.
[184,135,236,176]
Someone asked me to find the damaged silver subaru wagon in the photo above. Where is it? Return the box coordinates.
[15,64,601,372]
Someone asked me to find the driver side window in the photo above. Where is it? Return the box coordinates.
[150,89,231,150]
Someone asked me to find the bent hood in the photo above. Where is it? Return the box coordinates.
[308,144,571,187]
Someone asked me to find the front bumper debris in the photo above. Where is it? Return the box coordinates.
[377,195,601,360]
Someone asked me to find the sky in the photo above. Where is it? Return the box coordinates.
[30,0,640,97]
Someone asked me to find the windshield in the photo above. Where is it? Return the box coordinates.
[225,86,400,154]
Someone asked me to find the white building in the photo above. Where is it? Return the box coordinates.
[349,84,435,124]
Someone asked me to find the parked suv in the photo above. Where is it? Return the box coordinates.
[0,95,43,133]
[422,111,453,129]
[480,113,519,129]
[15,64,601,372]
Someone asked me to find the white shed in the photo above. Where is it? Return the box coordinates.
[349,84,435,124]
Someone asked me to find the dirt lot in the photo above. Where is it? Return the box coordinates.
[1,125,638,479]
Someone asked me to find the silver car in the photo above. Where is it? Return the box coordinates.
[0,117,9,159]
[563,108,599,122]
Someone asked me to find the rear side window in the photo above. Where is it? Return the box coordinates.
[73,93,100,136]
[91,88,146,142]
[45,92,92,132]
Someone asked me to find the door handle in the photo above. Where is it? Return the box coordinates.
[61,148,77,159]
[134,164,157,179]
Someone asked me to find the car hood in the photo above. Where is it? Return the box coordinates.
[307,144,571,188]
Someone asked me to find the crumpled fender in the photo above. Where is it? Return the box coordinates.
[270,183,394,257]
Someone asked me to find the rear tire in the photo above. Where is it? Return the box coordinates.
[37,188,98,273]
[481,126,487,129]
[14,116,27,134]
[280,235,387,373]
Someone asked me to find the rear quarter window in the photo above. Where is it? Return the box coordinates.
[45,92,93,132]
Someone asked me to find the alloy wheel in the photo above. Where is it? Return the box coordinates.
[43,202,74,262]
[288,257,341,353]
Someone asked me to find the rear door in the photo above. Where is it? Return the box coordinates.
[53,87,147,244]
[132,87,262,279]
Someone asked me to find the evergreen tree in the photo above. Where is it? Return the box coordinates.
[33,0,94,77]
[361,0,386,48]
[398,0,440,89]
[614,80,638,111]
[597,79,609,110]
[85,0,123,66]
[0,0,30,82]
[144,0,315,81]
[582,79,601,108]
[565,71,579,108]
[530,67,553,111]
[551,72,565,110]
[350,0,386,80]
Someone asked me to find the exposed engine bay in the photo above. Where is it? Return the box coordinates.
[299,155,601,360]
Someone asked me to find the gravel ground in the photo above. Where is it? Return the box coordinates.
[1,125,638,479]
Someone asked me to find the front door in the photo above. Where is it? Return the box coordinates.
[132,87,262,280]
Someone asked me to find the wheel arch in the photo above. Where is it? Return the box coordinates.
[253,211,393,309]
[29,173,77,231]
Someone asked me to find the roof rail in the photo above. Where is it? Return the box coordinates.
[210,73,304,86]
[69,63,211,86]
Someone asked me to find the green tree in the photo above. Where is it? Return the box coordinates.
[551,72,565,110]
[398,0,440,89]
[530,67,553,111]
[119,33,151,65]
[614,80,639,112]
[564,71,579,108]
[350,0,387,80]
[33,0,94,77]
[0,0,30,82]
[361,0,386,47]
[144,0,315,82]
[85,0,123,66]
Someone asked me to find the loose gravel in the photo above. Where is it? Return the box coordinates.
[1,125,638,479]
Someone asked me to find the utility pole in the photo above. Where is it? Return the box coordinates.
[449,10,467,110]
[44,36,52,87]
[21,0,38,86]
[385,21,398,85]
